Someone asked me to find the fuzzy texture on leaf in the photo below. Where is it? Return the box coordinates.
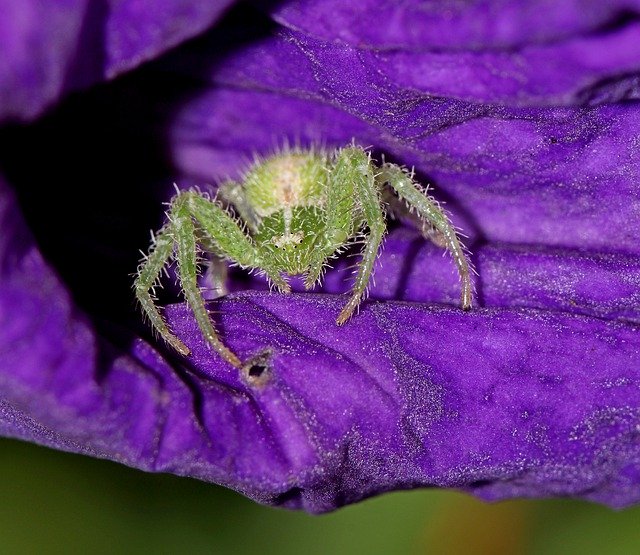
[1,0,640,513]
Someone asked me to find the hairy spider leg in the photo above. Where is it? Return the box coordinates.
[304,149,359,289]
[175,190,297,366]
[167,194,243,366]
[184,192,289,291]
[135,224,191,356]
[378,164,473,309]
[381,187,446,247]
[334,147,386,324]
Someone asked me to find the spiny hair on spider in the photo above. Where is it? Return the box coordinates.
[134,144,473,368]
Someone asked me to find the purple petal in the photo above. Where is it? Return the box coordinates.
[0,0,234,122]
[3,190,640,512]
[185,11,640,107]
[104,0,239,78]
[2,1,640,514]
[268,0,640,50]
[232,228,640,323]
[376,25,640,106]
[169,292,640,512]
[171,60,640,253]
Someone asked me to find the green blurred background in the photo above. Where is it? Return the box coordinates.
[1,437,639,554]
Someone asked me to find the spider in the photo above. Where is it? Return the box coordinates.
[135,145,472,368]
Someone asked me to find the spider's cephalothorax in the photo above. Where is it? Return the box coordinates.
[135,145,472,367]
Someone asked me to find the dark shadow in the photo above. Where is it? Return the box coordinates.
[393,235,425,301]
[272,486,304,509]
[596,8,640,35]
[63,0,110,91]
[576,71,640,106]
[0,5,280,359]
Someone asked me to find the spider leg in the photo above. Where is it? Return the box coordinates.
[333,147,386,324]
[304,148,359,289]
[379,164,473,309]
[171,193,242,367]
[134,223,190,356]
[382,187,444,246]
[304,247,328,290]
[185,192,290,292]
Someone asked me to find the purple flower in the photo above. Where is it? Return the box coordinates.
[2,0,640,513]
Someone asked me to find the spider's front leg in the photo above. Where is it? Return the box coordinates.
[333,147,387,325]
[185,192,290,294]
[303,149,359,290]
[136,190,275,368]
[379,164,473,309]
[177,191,294,367]
[167,193,244,367]
[216,180,260,234]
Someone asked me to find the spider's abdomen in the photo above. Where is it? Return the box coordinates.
[254,206,325,275]
[243,151,328,218]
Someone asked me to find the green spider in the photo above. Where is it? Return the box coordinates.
[135,145,472,368]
